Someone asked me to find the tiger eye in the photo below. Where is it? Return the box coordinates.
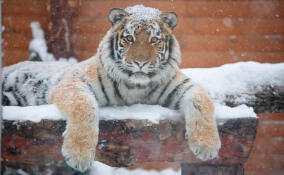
[151,37,158,43]
[126,35,133,42]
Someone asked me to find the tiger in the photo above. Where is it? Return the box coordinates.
[2,5,221,172]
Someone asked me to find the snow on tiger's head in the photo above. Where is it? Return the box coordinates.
[99,5,181,86]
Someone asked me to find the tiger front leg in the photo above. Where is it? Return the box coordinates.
[49,80,99,172]
[180,85,221,161]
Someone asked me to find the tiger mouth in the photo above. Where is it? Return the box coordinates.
[133,71,148,76]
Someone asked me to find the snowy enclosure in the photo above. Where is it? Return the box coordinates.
[2,1,284,174]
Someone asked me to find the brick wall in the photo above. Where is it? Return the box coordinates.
[73,0,284,68]
[2,0,284,174]
[2,0,49,66]
[245,113,284,175]
[2,0,284,67]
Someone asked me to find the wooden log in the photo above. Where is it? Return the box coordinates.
[2,117,258,174]
[223,85,284,114]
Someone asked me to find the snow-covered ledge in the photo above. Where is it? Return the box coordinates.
[3,103,256,123]
[2,104,258,174]
[4,61,284,174]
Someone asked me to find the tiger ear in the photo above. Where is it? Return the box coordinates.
[160,12,178,29]
[109,8,129,26]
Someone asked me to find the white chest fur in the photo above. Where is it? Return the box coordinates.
[118,83,155,105]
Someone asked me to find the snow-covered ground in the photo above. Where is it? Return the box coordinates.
[5,162,180,175]
[90,161,180,175]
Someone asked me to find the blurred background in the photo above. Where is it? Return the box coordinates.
[2,0,283,67]
[2,0,284,175]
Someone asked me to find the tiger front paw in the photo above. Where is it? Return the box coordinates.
[62,130,97,172]
[189,136,221,161]
[187,121,221,161]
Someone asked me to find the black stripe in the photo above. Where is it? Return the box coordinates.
[109,35,115,60]
[98,69,110,105]
[81,75,99,101]
[168,36,173,59]
[11,90,21,106]
[2,68,17,91]
[40,82,49,104]
[174,85,194,110]
[148,71,156,78]
[34,79,46,105]
[163,36,169,61]
[156,72,177,104]
[2,94,10,106]
[22,73,31,84]
[162,78,191,108]
[164,37,175,65]
[2,71,15,105]
[145,84,160,99]
[2,69,28,106]
[121,69,133,77]
[115,33,119,51]
[112,81,126,105]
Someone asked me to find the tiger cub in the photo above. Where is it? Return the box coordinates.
[2,5,221,172]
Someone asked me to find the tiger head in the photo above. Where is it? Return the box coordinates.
[99,5,181,86]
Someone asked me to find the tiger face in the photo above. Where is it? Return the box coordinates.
[100,6,181,86]
[118,22,165,76]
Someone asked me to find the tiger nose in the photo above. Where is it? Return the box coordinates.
[133,60,148,68]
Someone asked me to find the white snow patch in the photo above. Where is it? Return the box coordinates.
[90,161,181,175]
[181,62,284,104]
[237,18,244,22]
[229,49,235,55]
[214,104,256,119]
[29,21,78,63]
[99,104,183,124]
[223,17,232,28]
[3,103,256,123]
[241,52,247,57]
[230,35,237,40]
[16,169,29,175]
[264,34,282,40]
[3,105,64,122]
[29,22,56,62]
[125,5,160,21]
[58,57,78,63]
